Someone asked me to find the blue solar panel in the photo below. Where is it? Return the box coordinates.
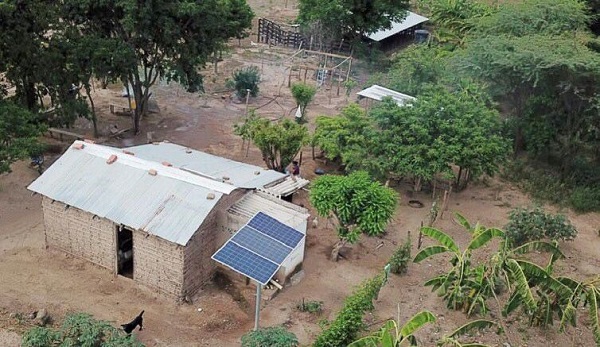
[247,212,304,248]
[232,226,291,264]
[212,242,279,285]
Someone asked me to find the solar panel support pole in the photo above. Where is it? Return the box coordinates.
[254,284,262,331]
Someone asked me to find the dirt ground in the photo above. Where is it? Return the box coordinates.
[1,1,600,346]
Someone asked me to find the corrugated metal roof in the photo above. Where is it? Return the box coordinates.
[228,191,309,232]
[357,85,416,106]
[368,12,429,42]
[125,143,286,189]
[260,176,310,198]
[28,141,236,246]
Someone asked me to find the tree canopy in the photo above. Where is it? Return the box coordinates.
[0,100,45,173]
[298,0,409,40]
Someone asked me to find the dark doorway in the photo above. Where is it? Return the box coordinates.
[117,226,134,278]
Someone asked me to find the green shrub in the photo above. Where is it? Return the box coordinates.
[233,66,260,98]
[290,83,316,122]
[504,207,577,246]
[389,237,411,275]
[569,186,600,213]
[296,299,323,314]
[313,274,385,347]
[22,313,144,347]
[241,326,298,347]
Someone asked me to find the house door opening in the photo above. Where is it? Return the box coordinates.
[117,227,134,278]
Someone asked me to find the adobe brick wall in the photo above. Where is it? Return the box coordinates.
[133,230,184,298]
[182,190,246,298]
[41,196,116,270]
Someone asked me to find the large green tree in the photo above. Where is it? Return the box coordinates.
[309,171,397,261]
[64,0,253,134]
[370,89,510,190]
[298,0,409,41]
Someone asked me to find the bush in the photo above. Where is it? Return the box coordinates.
[313,274,385,347]
[569,186,600,213]
[290,83,317,121]
[504,207,578,246]
[241,326,298,347]
[296,299,323,314]
[22,313,144,347]
[389,237,411,275]
[233,66,260,98]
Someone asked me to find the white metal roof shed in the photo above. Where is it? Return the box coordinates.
[367,11,429,42]
[126,142,286,189]
[357,85,416,106]
[28,141,236,246]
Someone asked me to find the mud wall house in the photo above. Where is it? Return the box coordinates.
[28,140,309,300]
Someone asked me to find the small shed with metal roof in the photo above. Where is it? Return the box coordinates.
[28,140,309,300]
[366,11,429,50]
[357,85,416,107]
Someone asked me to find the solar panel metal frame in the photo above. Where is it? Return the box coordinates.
[212,211,305,285]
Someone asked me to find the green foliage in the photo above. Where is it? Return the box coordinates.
[296,299,323,314]
[569,186,600,213]
[233,66,261,98]
[309,171,397,243]
[504,207,578,246]
[290,83,316,120]
[234,112,309,172]
[298,0,409,40]
[313,274,385,347]
[418,0,491,48]
[313,104,375,173]
[389,237,411,275]
[22,312,144,347]
[369,88,510,188]
[241,326,299,347]
[349,311,436,347]
[437,320,497,347]
[0,100,45,173]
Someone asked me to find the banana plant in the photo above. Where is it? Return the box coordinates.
[437,319,498,347]
[413,214,501,315]
[348,310,436,347]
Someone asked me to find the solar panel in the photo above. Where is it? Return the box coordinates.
[212,211,305,285]
[247,212,304,248]
[212,242,279,285]
[232,226,291,264]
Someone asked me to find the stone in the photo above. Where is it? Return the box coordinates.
[290,270,305,286]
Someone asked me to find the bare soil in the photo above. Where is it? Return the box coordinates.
[1,1,599,346]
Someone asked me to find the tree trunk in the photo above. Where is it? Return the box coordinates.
[414,176,422,192]
[85,86,98,138]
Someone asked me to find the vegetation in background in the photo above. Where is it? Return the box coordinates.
[296,299,323,314]
[0,100,45,173]
[22,313,144,347]
[309,171,397,261]
[290,83,317,123]
[234,112,309,172]
[233,66,261,98]
[504,207,578,246]
[241,326,299,347]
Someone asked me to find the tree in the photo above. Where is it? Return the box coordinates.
[234,113,309,172]
[241,326,298,347]
[233,66,261,98]
[22,313,144,347]
[312,103,374,172]
[309,171,397,261]
[298,0,410,41]
[291,83,316,122]
[370,89,510,190]
[0,100,45,173]
[314,273,386,347]
[65,0,253,134]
